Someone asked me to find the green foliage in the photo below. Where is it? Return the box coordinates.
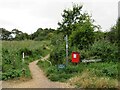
[50,32,64,46]
[58,3,96,51]
[2,40,50,80]
[106,25,118,44]
[1,28,56,41]
[31,28,55,41]
[37,60,51,72]
[11,29,28,40]
[94,31,105,41]
[88,62,118,79]
[50,44,65,65]
[2,69,22,80]
[0,28,12,40]
[58,4,83,35]
[80,49,91,60]
[75,40,118,62]
[69,23,95,50]
[37,60,118,82]
[50,32,66,65]
[89,40,118,62]
[45,66,73,82]
[15,33,30,40]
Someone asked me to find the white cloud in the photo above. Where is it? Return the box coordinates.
[0,0,119,34]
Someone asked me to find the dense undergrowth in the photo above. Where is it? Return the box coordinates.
[37,60,118,88]
[1,40,50,80]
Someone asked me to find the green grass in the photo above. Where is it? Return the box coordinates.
[37,60,118,88]
[2,40,51,80]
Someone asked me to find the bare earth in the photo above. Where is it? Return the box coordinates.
[2,55,74,88]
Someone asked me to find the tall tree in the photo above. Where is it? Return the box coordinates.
[58,4,98,50]
[58,4,83,36]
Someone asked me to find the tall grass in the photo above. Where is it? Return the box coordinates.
[2,40,51,80]
[68,69,118,88]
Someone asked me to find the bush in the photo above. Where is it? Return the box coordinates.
[50,42,66,65]
[37,60,51,72]
[80,49,91,60]
[37,58,118,84]
[19,48,32,56]
[69,24,95,50]
[48,74,60,81]
[2,69,22,80]
[89,40,118,62]
[88,62,118,79]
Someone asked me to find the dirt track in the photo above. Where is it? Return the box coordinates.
[2,55,73,88]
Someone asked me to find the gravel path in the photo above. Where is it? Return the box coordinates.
[2,55,73,88]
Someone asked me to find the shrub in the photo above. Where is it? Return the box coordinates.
[80,49,91,60]
[88,62,118,79]
[48,74,60,81]
[89,40,118,62]
[19,48,32,56]
[50,44,66,65]
[2,69,22,80]
[69,24,95,50]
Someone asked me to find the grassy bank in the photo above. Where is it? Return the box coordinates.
[37,60,118,88]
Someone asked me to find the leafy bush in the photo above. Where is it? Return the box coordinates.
[19,48,32,56]
[37,59,118,83]
[37,60,51,72]
[48,74,60,81]
[88,62,118,79]
[89,40,118,62]
[79,49,91,60]
[50,33,66,65]
[50,46,66,65]
[69,23,95,50]
[2,69,22,80]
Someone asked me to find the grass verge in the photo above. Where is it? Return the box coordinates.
[37,60,118,88]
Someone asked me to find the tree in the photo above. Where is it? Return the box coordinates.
[58,4,97,50]
[11,29,30,40]
[106,18,119,44]
[12,29,23,35]
[15,33,30,40]
[0,28,12,40]
[30,28,55,41]
[69,18,95,50]
[94,31,105,41]
[58,4,83,36]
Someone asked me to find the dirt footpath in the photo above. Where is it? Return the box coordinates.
[2,59,74,88]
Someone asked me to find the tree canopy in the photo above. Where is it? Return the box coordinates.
[58,4,83,35]
[58,4,98,50]
[0,28,12,40]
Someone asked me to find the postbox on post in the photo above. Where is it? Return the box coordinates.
[72,52,80,63]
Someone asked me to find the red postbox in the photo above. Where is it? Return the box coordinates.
[72,52,80,63]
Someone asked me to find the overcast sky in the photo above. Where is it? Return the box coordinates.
[0,0,119,34]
